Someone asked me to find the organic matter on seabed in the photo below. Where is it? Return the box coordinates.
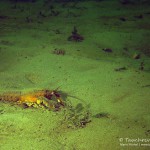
[52,48,66,55]
[68,26,84,42]
[62,103,91,129]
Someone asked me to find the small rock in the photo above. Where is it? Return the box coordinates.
[133,53,141,59]
[115,67,127,71]
[119,17,126,21]
[102,48,113,53]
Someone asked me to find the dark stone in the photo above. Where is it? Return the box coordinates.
[102,48,113,53]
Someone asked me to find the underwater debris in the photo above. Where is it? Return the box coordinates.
[54,29,61,34]
[133,53,141,59]
[0,109,4,114]
[93,112,110,119]
[145,130,150,136]
[0,89,65,111]
[50,9,60,16]
[102,48,113,53]
[38,4,60,18]
[139,61,144,71]
[63,103,91,129]
[52,48,65,55]
[38,11,47,18]
[134,14,143,19]
[115,67,127,71]
[25,16,33,23]
[0,40,14,46]
[10,0,36,2]
[120,0,134,5]
[141,84,150,88]
[119,17,127,21]
[0,15,9,20]
[68,26,84,42]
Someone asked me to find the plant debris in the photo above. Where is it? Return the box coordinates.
[139,61,144,70]
[133,53,141,59]
[63,103,91,129]
[52,48,65,55]
[102,48,113,53]
[114,67,127,71]
[68,26,84,42]
[93,112,110,119]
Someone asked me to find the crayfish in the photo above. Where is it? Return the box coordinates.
[0,88,65,111]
